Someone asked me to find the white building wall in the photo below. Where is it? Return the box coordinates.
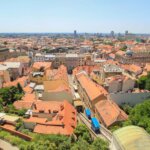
[122,78,135,92]
[108,80,122,93]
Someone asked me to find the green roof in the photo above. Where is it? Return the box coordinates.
[113,126,150,150]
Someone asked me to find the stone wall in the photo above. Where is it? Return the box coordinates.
[109,92,150,106]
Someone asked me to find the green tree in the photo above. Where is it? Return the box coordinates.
[90,138,109,150]
[138,72,150,90]
[0,87,11,105]
[82,132,93,144]
[17,109,27,116]
[145,77,150,90]
[0,85,24,107]
[74,124,89,138]
[17,83,24,94]
[71,138,90,150]
[138,76,147,89]
[58,140,71,150]
[0,98,3,111]
[127,100,150,133]
[121,104,132,115]
[16,119,24,130]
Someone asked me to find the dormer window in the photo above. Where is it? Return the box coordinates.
[39,110,44,113]
[53,110,58,113]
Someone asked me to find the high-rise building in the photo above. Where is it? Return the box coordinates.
[74,30,77,38]
[125,30,128,36]
[110,31,115,37]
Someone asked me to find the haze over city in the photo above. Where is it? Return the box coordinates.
[0,1,150,150]
[0,0,150,33]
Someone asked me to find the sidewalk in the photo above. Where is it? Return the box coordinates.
[0,139,19,150]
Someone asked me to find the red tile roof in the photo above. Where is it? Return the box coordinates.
[3,76,28,88]
[13,93,40,110]
[95,100,128,127]
[24,100,77,135]
[73,65,99,76]
[13,100,33,110]
[76,72,107,101]
[122,64,142,74]
[23,85,33,94]
[32,62,51,70]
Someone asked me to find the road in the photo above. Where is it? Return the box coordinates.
[0,139,19,150]
[68,74,76,98]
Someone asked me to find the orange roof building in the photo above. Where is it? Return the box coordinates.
[3,76,28,88]
[32,62,52,71]
[13,93,39,110]
[95,100,128,127]
[6,56,30,64]
[43,80,70,93]
[24,100,77,136]
[122,64,142,77]
[76,72,108,109]
[73,65,99,76]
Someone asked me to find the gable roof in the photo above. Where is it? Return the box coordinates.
[76,72,107,101]
[95,100,128,127]
[25,100,77,135]
[43,80,70,93]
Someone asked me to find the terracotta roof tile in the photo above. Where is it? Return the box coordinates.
[32,62,51,70]
[24,100,77,135]
[3,76,28,88]
[76,72,107,101]
[95,100,128,127]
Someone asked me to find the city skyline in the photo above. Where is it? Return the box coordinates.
[0,0,150,33]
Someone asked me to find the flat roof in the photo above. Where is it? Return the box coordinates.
[4,62,21,68]
[74,100,83,107]
[34,85,44,90]
[0,113,19,122]
[66,54,78,58]
[45,54,56,58]
[0,64,8,70]
[104,64,122,73]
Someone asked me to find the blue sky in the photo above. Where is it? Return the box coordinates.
[0,0,150,33]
